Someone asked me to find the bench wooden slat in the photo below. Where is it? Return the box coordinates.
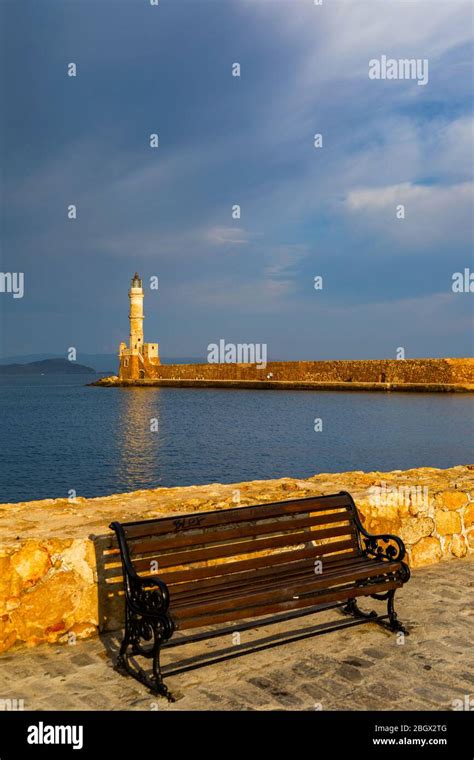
[154,539,359,586]
[166,554,380,602]
[128,509,353,557]
[130,524,358,572]
[172,579,401,630]
[101,539,359,583]
[122,493,352,539]
[171,560,400,619]
[168,557,396,609]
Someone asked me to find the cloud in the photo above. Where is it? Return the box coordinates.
[205,226,250,245]
[263,244,309,279]
[345,181,473,249]
[165,243,310,314]
[425,116,474,182]
[171,274,294,313]
[259,290,472,360]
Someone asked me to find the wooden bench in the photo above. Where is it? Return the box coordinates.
[110,491,410,701]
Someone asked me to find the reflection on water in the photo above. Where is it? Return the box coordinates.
[116,389,163,487]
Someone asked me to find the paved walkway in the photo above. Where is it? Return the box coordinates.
[0,558,472,711]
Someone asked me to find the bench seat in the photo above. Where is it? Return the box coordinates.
[169,555,403,629]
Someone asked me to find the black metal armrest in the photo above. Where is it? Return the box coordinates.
[361,532,406,562]
[337,491,407,563]
[126,573,171,617]
[109,521,171,617]
[137,574,171,608]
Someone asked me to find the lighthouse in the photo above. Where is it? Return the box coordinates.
[118,273,160,380]
[129,272,144,352]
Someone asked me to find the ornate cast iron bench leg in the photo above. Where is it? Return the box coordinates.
[116,609,131,672]
[116,604,175,702]
[151,620,175,703]
[342,590,409,635]
[342,597,378,620]
[387,589,409,635]
[367,588,410,635]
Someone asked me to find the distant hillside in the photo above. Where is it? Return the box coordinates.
[0,359,96,375]
[0,353,205,371]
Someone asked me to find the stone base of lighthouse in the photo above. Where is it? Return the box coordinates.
[118,343,161,381]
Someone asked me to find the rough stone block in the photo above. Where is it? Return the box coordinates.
[10,542,51,586]
[398,517,434,545]
[435,491,469,510]
[464,502,474,528]
[435,510,462,535]
[450,534,468,558]
[409,537,442,568]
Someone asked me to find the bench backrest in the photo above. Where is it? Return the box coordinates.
[111,491,362,590]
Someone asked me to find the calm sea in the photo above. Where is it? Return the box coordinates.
[1,375,473,504]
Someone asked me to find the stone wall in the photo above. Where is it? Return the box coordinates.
[153,358,474,384]
[0,465,472,653]
[96,357,474,390]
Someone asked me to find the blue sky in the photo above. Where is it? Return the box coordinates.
[1,0,473,361]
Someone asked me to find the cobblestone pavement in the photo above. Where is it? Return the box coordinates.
[0,557,472,712]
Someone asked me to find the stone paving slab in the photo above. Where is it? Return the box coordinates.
[0,557,472,712]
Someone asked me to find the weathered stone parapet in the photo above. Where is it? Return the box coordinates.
[0,465,472,653]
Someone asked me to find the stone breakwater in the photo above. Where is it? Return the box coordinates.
[93,357,474,391]
[0,465,473,653]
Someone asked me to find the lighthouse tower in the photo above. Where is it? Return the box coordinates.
[118,273,160,380]
[129,272,144,352]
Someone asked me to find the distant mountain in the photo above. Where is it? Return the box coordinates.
[0,354,115,372]
[0,358,96,375]
[0,353,206,372]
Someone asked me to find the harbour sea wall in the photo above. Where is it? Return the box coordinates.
[0,465,473,652]
[95,357,474,391]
